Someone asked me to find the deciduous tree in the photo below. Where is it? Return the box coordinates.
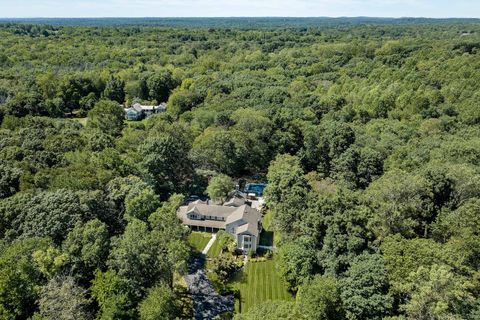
[87,100,125,137]
[206,174,234,204]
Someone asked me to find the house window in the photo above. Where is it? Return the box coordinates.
[244,235,252,243]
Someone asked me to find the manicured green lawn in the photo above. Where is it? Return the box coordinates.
[229,257,293,313]
[188,232,212,252]
[207,238,222,257]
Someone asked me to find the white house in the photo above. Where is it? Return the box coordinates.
[124,102,166,120]
[177,198,262,252]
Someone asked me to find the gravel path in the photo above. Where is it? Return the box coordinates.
[185,254,234,319]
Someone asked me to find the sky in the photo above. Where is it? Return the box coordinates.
[0,0,479,18]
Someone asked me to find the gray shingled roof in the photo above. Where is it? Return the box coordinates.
[223,196,246,207]
[178,200,261,237]
[177,206,227,229]
[225,205,260,225]
[236,223,259,237]
[132,103,143,112]
[186,201,237,218]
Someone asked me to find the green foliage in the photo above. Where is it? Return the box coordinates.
[38,276,92,320]
[60,76,101,114]
[216,230,236,254]
[317,203,371,276]
[1,19,480,319]
[125,187,161,221]
[264,154,310,235]
[401,264,474,320]
[138,284,179,320]
[90,270,135,320]
[317,121,355,176]
[433,199,480,269]
[380,235,463,293]
[0,237,51,319]
[62,219,110,281]
[190,127,240,175]
[107,219,173,300]
[277,237,317,290]
[87,100,125,137]
[339,253,393,320]
[296,275,343,320]
[1,189,88,243]
[139,131,194,197]
[4,90,47,117]
[146,71,177,103]
[0,163,21,199]
[365,169,433,239]
[211,253,238,283]
[168,88,203,116]
[206,174,234,203]
[103,75,125,104]
[331,145,384,189]
[32,246,66,279]
[148,194,188,240]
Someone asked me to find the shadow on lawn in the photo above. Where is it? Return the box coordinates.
[259,230,274,246]
[230,269,247,284]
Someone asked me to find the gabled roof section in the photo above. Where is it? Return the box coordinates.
[223,196,246,207]
[131,103,166,112]
[225,205,261,226]
[132,103,143,112]
[236,223,259,237]
[186,200,236,218]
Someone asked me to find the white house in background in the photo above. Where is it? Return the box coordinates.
[124,102,167,120]
[177,196,262,252]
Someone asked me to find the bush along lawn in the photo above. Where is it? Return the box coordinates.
[228,255,293,313]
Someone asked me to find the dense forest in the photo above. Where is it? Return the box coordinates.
[0,18,480,319]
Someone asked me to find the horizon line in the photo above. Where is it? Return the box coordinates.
[0,16,479,19]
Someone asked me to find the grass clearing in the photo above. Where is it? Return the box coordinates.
[188,232,211,252]
[229,257,293,313]
[207,238,222,257]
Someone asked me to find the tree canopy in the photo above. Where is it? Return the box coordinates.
[0,18,479,319]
